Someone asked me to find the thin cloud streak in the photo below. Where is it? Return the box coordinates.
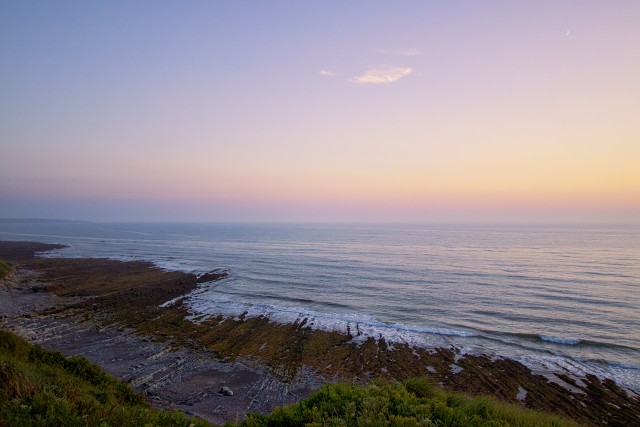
[350,65,413,84]
[377,47,422,56]
[319,70,335,77]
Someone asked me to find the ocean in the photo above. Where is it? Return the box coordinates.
[1,221,638,391]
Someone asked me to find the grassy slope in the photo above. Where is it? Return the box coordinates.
[0,329,576,427]
[0,329,214,427]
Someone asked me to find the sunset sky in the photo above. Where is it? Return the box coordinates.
[1,1,639,222]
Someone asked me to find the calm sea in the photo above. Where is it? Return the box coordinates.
[1,221,638,390]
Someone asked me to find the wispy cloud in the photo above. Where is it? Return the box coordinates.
[350,65,413,84]
[377,47,423,56]
[319,70,336,77]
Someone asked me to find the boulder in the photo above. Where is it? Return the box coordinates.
[219,386,233,396]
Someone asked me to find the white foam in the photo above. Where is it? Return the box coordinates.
[181,288,640,393]
[540,335,581,345]
[512,353,640,393]
[516,386,527,401]
[159,295,184,308]
[181,286,474,348]
[152,260,195,273]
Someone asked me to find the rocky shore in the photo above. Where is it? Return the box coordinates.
[1,241,639,426]
[0,242,322,425]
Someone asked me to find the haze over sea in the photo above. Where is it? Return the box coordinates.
[1,220,638,391]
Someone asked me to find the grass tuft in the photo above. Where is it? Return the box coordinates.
[0,258,12,280]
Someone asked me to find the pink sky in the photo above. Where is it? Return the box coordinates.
[1,2,638,222]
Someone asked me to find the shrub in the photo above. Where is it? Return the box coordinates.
[242,379,577,427]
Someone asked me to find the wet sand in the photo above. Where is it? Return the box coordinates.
[1,241,638,426]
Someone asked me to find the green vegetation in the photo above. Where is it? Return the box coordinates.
[0,258,11,280]
[242,379,576,427]
[1,328,577,427]
[0,329,214,427]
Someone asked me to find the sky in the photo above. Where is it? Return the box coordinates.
[1,1,639,223]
